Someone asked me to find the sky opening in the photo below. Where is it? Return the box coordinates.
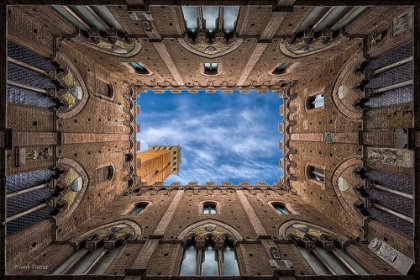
[136,90,284,185]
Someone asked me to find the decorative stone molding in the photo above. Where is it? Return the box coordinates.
[75,220,141,243]
[366,147,414,168]
[368,238,413,274]
[178,219,242,242]
[331,157,364,226]
[279,30,348,58]
[324,132,336,144]
[331,50,364,121]
[178,37,243,59]
[72,32,142,58]
[56,158,89,225]
[392,10,413,38]
[55,52,89,119]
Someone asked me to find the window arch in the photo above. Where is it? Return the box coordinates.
[287,224,369,275]
[180,235,239,276]
[96,78,113,98]
[130,62,150,75]
[5,168,60,236]
[130,202,148,215]
[204,62,218,75]
[52,223,135,275]
[270,202,290,215]
[307,93,325,109]
[201,201,218,214]
[272,62,292,75]
[307,165,325,184]
[96,165,113,183]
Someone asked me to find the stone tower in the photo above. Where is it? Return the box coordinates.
[136,146,181,185]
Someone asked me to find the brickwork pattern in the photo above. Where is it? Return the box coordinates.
[3,2,417,279]
[346,243,399,275]
[367,220,414,259]
[105,243,144,276]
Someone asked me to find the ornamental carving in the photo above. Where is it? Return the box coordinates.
[178,33,243,59]
[72,28,142,58]
[269,247,282,260]
[368,238,413,274]
[392,10,413,38]
[279,29,348,58]
[366,147,414,168]
[324,132,336,143]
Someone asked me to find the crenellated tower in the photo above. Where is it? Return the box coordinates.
[136,145,181,185]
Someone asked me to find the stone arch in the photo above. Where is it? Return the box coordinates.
[331,157,364,226]
[331,50,364,121]
[55,52,89,119]
[178,38,243,58]
[178,219,243,242]
[56,158,89,225]
[74,219,142,243]
[73,35,142,58]
[279,36,348,58]
[278,219,348,244]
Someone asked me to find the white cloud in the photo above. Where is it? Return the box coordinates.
[137,92,283,184]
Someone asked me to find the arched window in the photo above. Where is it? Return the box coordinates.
[272,62,291,74]
[271,202,290,215]
[287,224,369,276]
[308,166,325,183]
[96,165,113,183]
[5,168,61,236]
[180,236,239,276]
[204,62,218,75]
[180,244,197,276]
[96,79,112,98]
[203,202,217,214]
[7,41,59,108]
[52,224,134,275]
[130,62,149,74]
[130,202,148,215]
[307,93,325,109]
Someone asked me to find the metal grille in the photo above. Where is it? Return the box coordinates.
[365,189,413,218]
[364,85,413,108]
[365,170,413,194]
[366,208,413,237]
[366,41,413,70]
[6,207,54,236]
[6,169,56,192]
[8,64,57,89]
[365,62,412,89]
[7,41,55,71]
[7,86,57,108]
[7,188,56,217]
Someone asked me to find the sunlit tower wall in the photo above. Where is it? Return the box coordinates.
[136,146,181,185]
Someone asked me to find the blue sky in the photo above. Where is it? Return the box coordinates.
[136,90,284,185]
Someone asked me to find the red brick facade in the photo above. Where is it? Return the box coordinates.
[1,1,419,279]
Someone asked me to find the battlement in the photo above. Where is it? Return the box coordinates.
[134,181,286,189]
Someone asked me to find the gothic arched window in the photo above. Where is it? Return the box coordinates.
[180,236,240,276]
[287,224,369,276]
[5,168,59,236]
[52,224,134,275]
